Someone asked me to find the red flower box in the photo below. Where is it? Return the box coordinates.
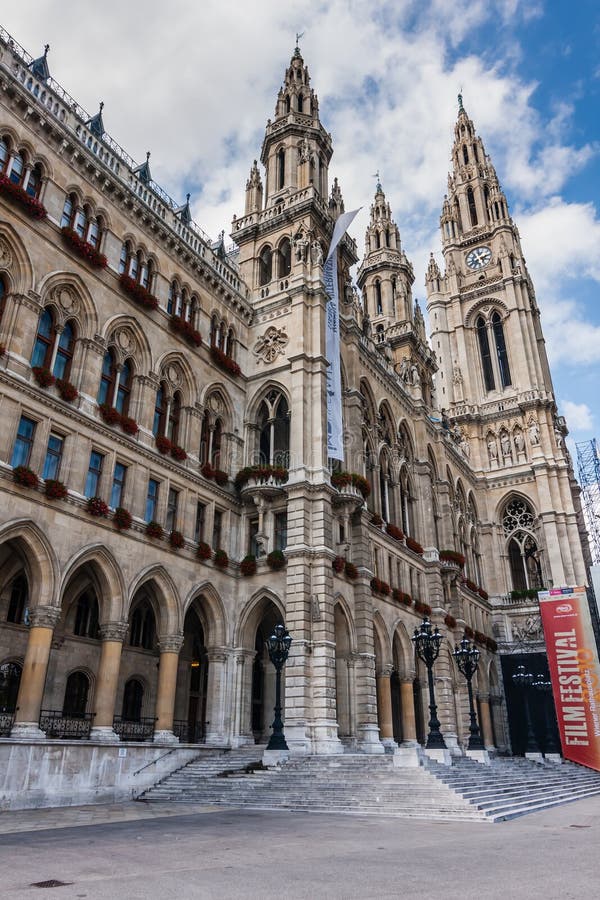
[32,366,56,388]
[201,462,215,479]
[370,577,391,596]
[486,636,498,653]
[392,589,412,606]
[330,472,352,489]
[331,471,371,499]
[332,555,345,573]
[13,466,39,489]
[214,548,229,568]
[170,315,202,347]
[214,469,228,486]
[439,549,465,567]
[474,630,486,645]
[0,174,46,220]
[478,587,489,601]
[240,555,257,576]
[45,479,67,500]
[99,403,121,426]
[119,274,159,311]
[414,600,432,617]
[87,496,109,517]
[61,227,107,268]
[0,344,6,357]
[234,464,289,489]
[267,550,286,571]
[370,513,384,528]
[169,530,185,550]
[156,435,173,455]
[197,541,212,560]
[171,444,187,462]
[464,626,475,639]
[56,378,78,402]
[386,523,405,542]
[345,561,359,580]
[114,507,132,531]
[146,520,163,539]
[406,537,424,556]
[120,416,138,436]
[463,578,479,594]
[444,613,457,629]
[210,345,241,376]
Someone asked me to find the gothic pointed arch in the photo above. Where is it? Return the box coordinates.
[127,565,181,636]
[234,588,285,648]
[101,314,153,373]
[181,581,228,646]
[500,494,544,592]
[154,351,197,405]
[391,620,415,679]
[0,519,58,609]
[0,222,34,294]
[372,609,391,668]
[59,544,126,624]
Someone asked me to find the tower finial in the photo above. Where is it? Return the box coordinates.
[44,44,50,58]
[458,90,464,113]
[373,170,382,192]
[146,150,151,163]
[294,30,305,56]
[99,101,104,113]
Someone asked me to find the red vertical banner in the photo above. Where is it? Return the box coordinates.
[539,586,600,771]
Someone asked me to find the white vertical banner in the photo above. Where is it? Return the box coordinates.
[324,208,360,460]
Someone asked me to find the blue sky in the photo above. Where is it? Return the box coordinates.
[2,0,600,463]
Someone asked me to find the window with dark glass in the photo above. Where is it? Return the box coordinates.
[194,502,206,543]
[42,433,64,480]
[477,316,495,392]
[467,187,478,227]
[168,391,181,443]
[0,276,6,327]
[60,194,75,229]
[118,242,129,275]
[199,410,210,464]
[212,509,223,550]
[31,307,55,369]
[166,488,179,532]
[248,517,259,555]
[110,462,127,508]
[9,151,24,186]
[0,137,8,173]
[26,163,42,198]
[278,239,291,278]
[277,148,285,190]
[274,511,288,552]
[122,679,144,721]
[53,320,75,380]
[259,247,272,286]
[97,349,116,406]
[0,662,22,713]
[153,383,167,437]
[87,217,100,248]
[7,575,28,624]
[63,671,89,717]
[84,450,104,498]
[146,478,159,522]
[115,358,132,416]
[73,592,99,639]
[211,419,222,468]
[492,312,512,388]
[130,602,155,650]
[375,281,383,315]
[74,205,87,239]
[11,415,36,468]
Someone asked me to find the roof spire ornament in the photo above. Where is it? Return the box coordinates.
[294,30,305,56]
[458,90,464,113]
[373,170,382,192]
[29,43,51,82]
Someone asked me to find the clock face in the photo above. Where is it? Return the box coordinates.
[466,246,492,270]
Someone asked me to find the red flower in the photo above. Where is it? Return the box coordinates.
[45,479,68,500]
[234,465,289,488]
[386,523,405,542]
[87,496,109,517]
[120,416,138,436]
[214,548,229,568]
[0,344,6,357]
[210,345,241,376]
[444,614,457,629]
[240,555,257,576]
[406,537,424,555]
[267,550,286,571]
[145,520,163,539]
[170,315,202,347]
[332,555,345,573]
[119,274,159,311]
[0,175,47,220]
[214,469,228,486]
[99,403,122,426]
[32,366,56,388]
[344,561,359,581]
[392,588,412,606]
[201,462,215,480]
[61,227,107,268]
[439,549,465,567]
[370,577,391,596]
[169,530,185,550]
[56,378,78,402]
[155,435,172,454]
[13,466,39,489]
[197,541,212,560]
[171,445,187,462]
[114,507,133,531]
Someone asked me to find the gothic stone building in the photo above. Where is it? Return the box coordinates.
[0,32,590,778]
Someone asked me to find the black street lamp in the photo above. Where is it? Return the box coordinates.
[266,623,292,751]
[412,618,446,749]
[511,663,540,754]
[453,634,484,750]
[532,674,560,755]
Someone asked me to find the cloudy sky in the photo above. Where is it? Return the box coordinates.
[3,1,600,459]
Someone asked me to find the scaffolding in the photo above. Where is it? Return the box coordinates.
[577,438,600,565]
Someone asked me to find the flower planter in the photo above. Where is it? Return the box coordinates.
[145,521,163,539]
[120,416,138,436]
[169,530,185,550]
[87,496,109,517]
[444,614,457,629]
[406,537,424,556]
[330,471,371,499]
[45,479,68,500]
[61,227,107,268]
[56,378,78,402]
[0,175,46,219]
[240,555,257,576]
[386,523,405,542]
[155,435,173,455]
[99,403,122,427]
[210,345,241,377]
[370,577,391,596]
[332,556,345,574]
[170,315,202,347]
[344,561,359,580]
[392,588,412,606]
[171,445,187,462]
[119,274,159,311]
[32,366,56,388]
[197,541,212,561]
[414,600,432,617]
[234,465,289,489]
[267,550,286,571]
[114,507,132,531]
[13,466,39,489]
[439,550,465,568]
[214,549,229,569]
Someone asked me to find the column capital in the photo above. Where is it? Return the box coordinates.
[158,633,184,653]
[376,665,394,678]
[99,621,129,642]
[206,646,230,664]
[477,692,490,703]
[399,674,416,684]
[29,606,61,629]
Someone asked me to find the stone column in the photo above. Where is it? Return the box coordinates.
[400,676,418,745]
[376,666,396,749]
[478,693,495,750]
[204,649,230,745]
[154,634,184,744]
[90,622,128,742]
[11,606,61,740]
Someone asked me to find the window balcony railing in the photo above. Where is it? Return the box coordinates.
[0,712,15,736]
[39,709,93,739]
[172,720,204,744]
[112,716,156,742]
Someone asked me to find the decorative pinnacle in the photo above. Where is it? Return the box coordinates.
[373,170,382,192]
[44,43,50,57]
[294,30,305,55]
[99,101,104,113]
[458,91,464,113]
[146,150,151,162]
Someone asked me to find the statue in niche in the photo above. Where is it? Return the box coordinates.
[514,430,525,453]
[487,437,498,461]
[410,361,420,386]
[528,420,540,446]
[294,231,309,263]
[500,432,511,456]
[311,240,323,266]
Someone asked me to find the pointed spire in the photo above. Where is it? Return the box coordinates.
[329,176,345,220]
[86,101,105,139]
[29,44,50,82]
[246,159,262,190]
[458,92,464,114]
[426,252,441,282]
[134,150,152,184]
[175,193,192,226]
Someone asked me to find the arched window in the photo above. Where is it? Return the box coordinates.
[63,671,90,717]
[9,151,25,186]
[30,307,55,369]
[225,327,234,358]
[385,228,391,248]
[60,193,77,229]
[258,391,290,467]
[285,95,291,114]
[153,382,167,437]
[199,410,210,465]
[297,93,304,113]
[167,280,178,315]
[0,137,9,173]
[467,187,477,226]
[278,238,291,278]
[53,320,76,380]
[399,470,413,537]
[118,241,130,275]
[168,390,181,443]
[74,204,88,239]
[473,143,479,163]
[73,592,99,639]
[0,276,6,328]
[492,312,511,387]
[0,662,22,713]
[259,247,272,286]
[277,148,285,190]
[129,601,155,650]
[477,315,495,392]
[7,575,28,624]
[122,679,144,722]
[502,497,543,591]
[211,419,222,468]
[115,358,133,416]
[87,215,102,249]
[462,145,469,165]
[26,163,42,198]
[375,280,383,315]
[97,348,117,407]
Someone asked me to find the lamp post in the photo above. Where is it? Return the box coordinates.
[532,674,560,755]
[412,618,446,749]
[266,623,292,751]
[453,634,484,750]
[511,663,540,754]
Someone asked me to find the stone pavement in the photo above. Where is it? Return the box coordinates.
[0,796,599,899]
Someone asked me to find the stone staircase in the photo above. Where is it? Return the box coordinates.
[140,751,600,823]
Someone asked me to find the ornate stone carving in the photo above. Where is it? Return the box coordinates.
[254,326,289,364]
[166,363,181,387]
[100,621,129,642]
[513,615,543,643]
[52,285,80,316]
[158,633,184,654]
[0,237,13,269]
[29,606,62,629]
[114,327,136,355]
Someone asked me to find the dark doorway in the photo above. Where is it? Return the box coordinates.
[501,653,561,755]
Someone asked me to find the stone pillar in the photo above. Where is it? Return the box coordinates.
[154,634,184,744]
[400,676,418,744]
[204,649,230,745]
[231,649,255,747]
[478,693,495,750]
[376,666,396,749]
[90,622,128,742]
[11,606,61,740]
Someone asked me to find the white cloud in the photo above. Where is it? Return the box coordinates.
[561,401,594,432]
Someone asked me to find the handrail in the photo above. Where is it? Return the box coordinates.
[132,746,183,777]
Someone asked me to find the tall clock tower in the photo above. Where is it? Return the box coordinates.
[426,97,588,592]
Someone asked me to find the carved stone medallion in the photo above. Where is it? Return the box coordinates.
[254,326,289,364]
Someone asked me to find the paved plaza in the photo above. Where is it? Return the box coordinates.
[0,797,598,899]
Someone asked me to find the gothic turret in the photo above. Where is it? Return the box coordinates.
[244,160,263,215]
